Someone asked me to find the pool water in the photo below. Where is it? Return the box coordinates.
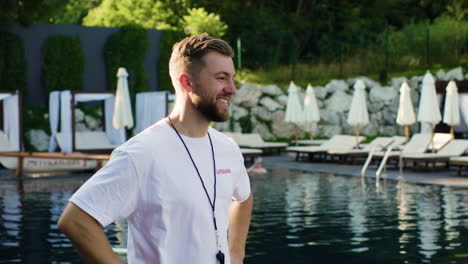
[2,169,468,263]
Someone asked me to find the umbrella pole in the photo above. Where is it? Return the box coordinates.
[295,125,298,144]
[355,126,360,148]
[450,126,454,140]
[431,125,435,153]
[404,125,409,141]
[309,124,314,139]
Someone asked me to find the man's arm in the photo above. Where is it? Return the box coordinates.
[58,202,124,264]
[228,193,253,264]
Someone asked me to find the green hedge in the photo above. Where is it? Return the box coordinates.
[0,32,27,93]
[42,35,84,92]
[104,25,149,93]
[158,30,185,91]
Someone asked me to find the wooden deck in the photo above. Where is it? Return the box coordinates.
[0,152,110,176]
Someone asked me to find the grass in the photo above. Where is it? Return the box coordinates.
[236,57,463,90]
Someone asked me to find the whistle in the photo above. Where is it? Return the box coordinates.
[216,250,225,264]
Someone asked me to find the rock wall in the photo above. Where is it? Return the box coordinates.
[216,67,466,140]
[28,67,466,150]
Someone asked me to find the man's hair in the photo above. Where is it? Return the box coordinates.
[169,33,234,82]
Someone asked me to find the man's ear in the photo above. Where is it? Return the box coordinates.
[178,73,193,93]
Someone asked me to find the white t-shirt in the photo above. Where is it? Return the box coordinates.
[70,120,251,264]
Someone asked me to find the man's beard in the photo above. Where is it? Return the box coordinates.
[195,97,230,122]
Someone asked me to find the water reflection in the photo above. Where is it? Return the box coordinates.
[2,171,468,263]
[249,171,468,264]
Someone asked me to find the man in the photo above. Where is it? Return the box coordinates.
[58,33,253,264]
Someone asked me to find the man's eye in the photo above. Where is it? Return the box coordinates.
[217,77,226,80]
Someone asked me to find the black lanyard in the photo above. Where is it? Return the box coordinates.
[168,117,225,264]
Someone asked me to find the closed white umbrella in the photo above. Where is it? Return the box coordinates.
[396,80,416,140]
[285,81,304,141]
[303,84,320,138]
[417,71,441,150]
[443,81,460,138]
[113,67,134,130]
[347,79,369,146]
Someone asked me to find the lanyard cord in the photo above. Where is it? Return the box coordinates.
[167,117,218,230]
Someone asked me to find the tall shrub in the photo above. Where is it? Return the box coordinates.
[0,32,27,93]
[104,25,149,93]
[42,35,84,92]
[158,30,184,91]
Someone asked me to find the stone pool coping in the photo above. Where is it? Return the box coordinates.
[261,154,468,188]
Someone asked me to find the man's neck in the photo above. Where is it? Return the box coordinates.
[167,110,211,138]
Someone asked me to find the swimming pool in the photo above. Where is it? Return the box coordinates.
[1,169,468,263]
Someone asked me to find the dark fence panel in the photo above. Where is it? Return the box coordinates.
[0,24,162,106]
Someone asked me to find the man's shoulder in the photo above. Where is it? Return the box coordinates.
[118,120,171,153]
[209,127,240,151]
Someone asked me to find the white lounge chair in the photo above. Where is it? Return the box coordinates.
[328,136,407,163]
[223,132,263,161]
[449,156,468,176]
[287,134,366,161]
[402,139,468,168]
[228,133,288,154]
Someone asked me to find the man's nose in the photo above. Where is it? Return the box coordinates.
[226,79,237,95]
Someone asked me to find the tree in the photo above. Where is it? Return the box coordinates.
[50,0,102,24]
[181,8,228,38]
[0,0,67,25]
[82,0,188,30]
[446,0,467,59]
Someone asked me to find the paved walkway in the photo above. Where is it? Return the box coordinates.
[261,153,468,188]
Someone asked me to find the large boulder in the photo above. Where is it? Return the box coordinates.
[85,115,101,130]
[251,106,272,121]
[252,122,275,140]
[391,77,407,90]
[379,125,397,136]
[361,123,379,136]
[381,108,396,125]
[325,80,349,94]
[230,104,248,120]
[369,86,397,104]
[215,121,230,132]
[28,129,50,151]
[259,97,283,111]
[324,91,352,113]
[261,84,284,96]
[271,111,297,138]
[276,94,288,106]
[75,108,85,122]
[232,83,262,107]
[314,86,327,100]
[446,67,464,81]
[318,125,342,137]
[409,75,423,92]
[436,69,446,80]
[319,109,341,125]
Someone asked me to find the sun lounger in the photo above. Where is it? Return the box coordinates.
[287,135,366,161]
[328,136,407,163]
[223,132,263,161]
[228,133,288,154]
[291,139,328,146]
[57,131,119,154]
[240,148,262,163]
[428,133,452,152]
[373,133,433,159]
[402,139,468,168]
[449,156,468,176]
